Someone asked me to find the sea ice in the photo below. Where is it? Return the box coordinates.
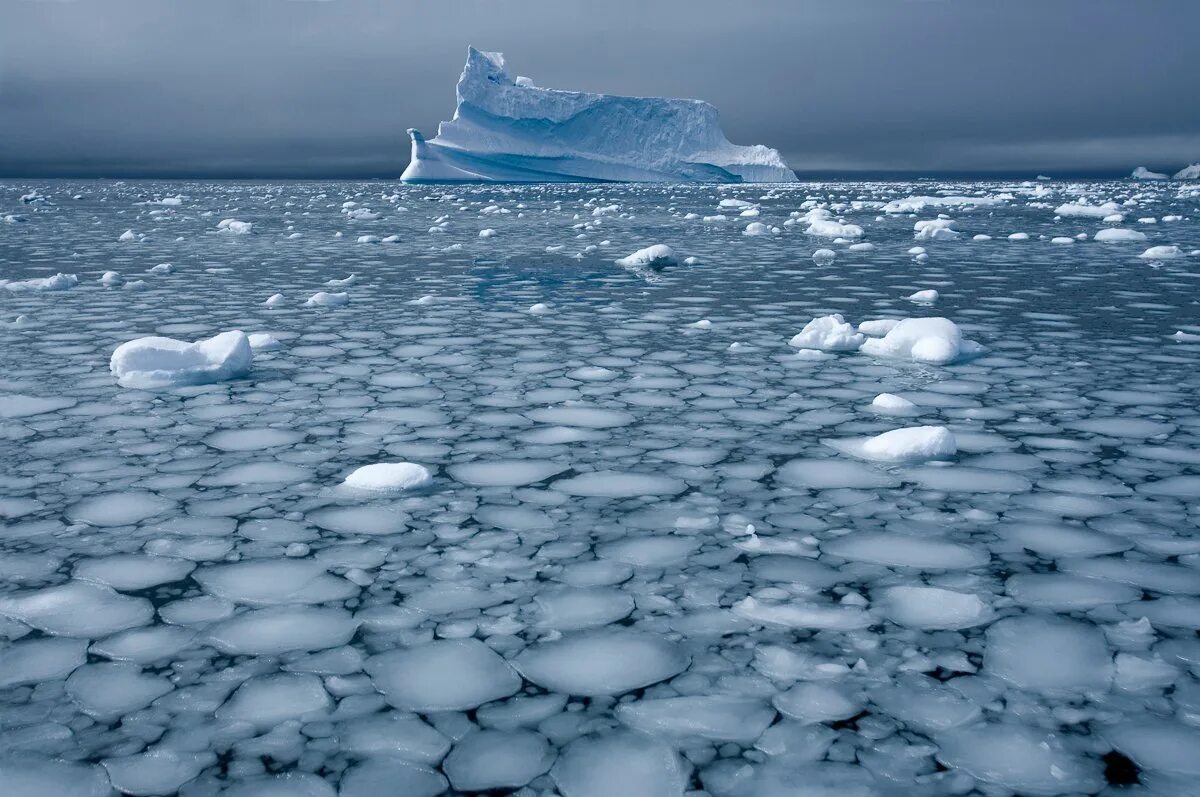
[365,639,522,711]
[513,630,689,696]
[788,314,864,352]
[110,330,253,388]
[342,462,432,492]
[858,316,984,364]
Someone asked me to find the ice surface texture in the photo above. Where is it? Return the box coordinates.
[400,47,796,184]
[1,176,1199,796]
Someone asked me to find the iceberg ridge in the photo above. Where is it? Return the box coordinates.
[401,47,796,184]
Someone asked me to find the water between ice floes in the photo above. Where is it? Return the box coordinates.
[1,178,1199,796]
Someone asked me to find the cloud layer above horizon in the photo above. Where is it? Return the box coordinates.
[2,0,1198,177]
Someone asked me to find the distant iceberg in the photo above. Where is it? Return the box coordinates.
[1175,163,1200,180]
[401,47,796,184]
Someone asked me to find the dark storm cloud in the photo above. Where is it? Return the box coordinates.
[2,0,1198,177]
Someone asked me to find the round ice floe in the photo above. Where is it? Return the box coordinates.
[448,459,566,487]
[339,759,446,797]
[869,674,981,734]
[552,470,686,498]
[67,491,177,527]
[936,723,1104,796]
[788,314,864,352]
[65,662,173,720]
[1006,573,1140,610]
[822,532,988,569]
[101,749,215,797]
[858,316,983,365]
[811,248,836,263]
[343,462,432,492]
[217,673,332,729]
[732,597,871,630]
[306,505,408,536]
[205,427,304,451]
[205,607,359,655]
[336,713,450,762]
[0,637,87,687]
[596,536,699,567]
[443,730,555,791]
[617,695,776,742]
[526,405,633,428]
[110,330,253,389]
[193,560,358,605]
[777,458,898,489]
[73,554,195,590]
[985,615,1112,693]
[247,332,282,350]
[551,730,688,797]
[0,394,76,419]
[1105,720,1200,779]
[773,683,861,725]
[366,639,521,711]
[0,759,111,797]
[533,587,634,630]
[90,625,196,664]
[907,289,939,302]
[0,581,153,638]
[513,630,689,696]
[878,585,992,629]
[221,772,336,797]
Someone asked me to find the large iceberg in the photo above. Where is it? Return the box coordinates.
[401,47,796,184]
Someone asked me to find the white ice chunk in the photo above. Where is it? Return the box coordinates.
[615,244,677,268]
[858,316,983,364]
[788,314,864,352]
[110,330,252,389]
[205,607,359,655]
[342,462,433,492]
[551,731,687,797]
[617,695,776,742]
[937,723,1104,795]
[985,615,1112,693]
[443,730,554,791]
[878,585,992,629]
[0,581,153,638]
[216,673,332,729]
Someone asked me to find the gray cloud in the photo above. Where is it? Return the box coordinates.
[2,0,1198,177]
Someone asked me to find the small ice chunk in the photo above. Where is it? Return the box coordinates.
[907,288,939,302]
[0,581,154,638]
[615,244,676,268]
[2,273,78,292]
[0,637,88,687]
[789,314,864,352]
[852,425,956,462]
[110,330,253,389]
[65,662,174,719]
[247,332,282,350]
[216,218,252,234]
[811,248,836,264]
[914,218,959,240]
[870,393,917,416]
[0,759,111,797]
[772,683,861,724]
[1139,245,1182,259]
[858,316,983,364]
[343,462,433,492]
[263,293,285,307]
[1094,227,1147,242]
[304,291,349,307]
[205,607,359,655]
[528,302,552,315]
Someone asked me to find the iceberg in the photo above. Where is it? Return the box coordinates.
[1130,166,1168,180]
[401,47,796,184]
[1174,163,1200,180]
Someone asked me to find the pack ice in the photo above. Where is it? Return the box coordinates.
[400,47,796,183]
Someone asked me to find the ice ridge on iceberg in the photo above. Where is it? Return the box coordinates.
[401,47,796,184]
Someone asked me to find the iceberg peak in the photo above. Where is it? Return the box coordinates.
[401,46,796,184]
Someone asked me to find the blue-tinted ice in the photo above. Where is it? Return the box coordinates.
[1,179,1200,795]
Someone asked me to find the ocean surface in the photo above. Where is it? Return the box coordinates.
[2,178,1200,796]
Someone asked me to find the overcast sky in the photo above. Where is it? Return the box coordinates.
[2,0,1198,178]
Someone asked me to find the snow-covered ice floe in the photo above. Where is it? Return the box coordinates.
[109,330,253,388]
[400,47,796,183]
